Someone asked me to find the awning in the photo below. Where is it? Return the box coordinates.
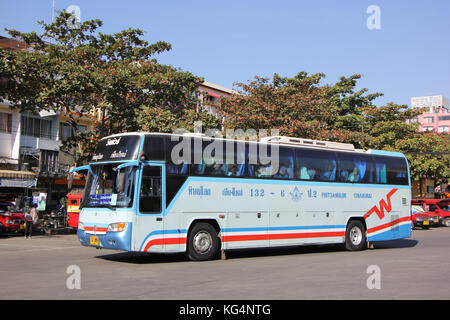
[0,178,37,188]
[207,92,221,98]
[0,170,36,179]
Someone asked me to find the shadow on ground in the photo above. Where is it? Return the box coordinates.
[95,238,418,264]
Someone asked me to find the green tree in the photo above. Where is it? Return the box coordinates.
[0,11,204,163]
[360,102,423,150]
[215,71,449,183]
[136,104,221,133]
[397,132,450,183]
[216,72,380,145]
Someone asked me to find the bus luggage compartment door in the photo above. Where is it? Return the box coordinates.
[222,211,269,249]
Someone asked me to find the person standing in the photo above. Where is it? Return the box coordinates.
[24,204,37,239]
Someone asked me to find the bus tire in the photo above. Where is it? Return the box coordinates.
[187,222,220,261]
[345,220,366,251]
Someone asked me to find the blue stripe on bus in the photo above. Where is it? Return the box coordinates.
[367,223,411,241]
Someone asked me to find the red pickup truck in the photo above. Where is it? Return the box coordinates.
[411,205,434,229]
[412,199,450,227]
[0,202,24,233]
[0,202,39,234]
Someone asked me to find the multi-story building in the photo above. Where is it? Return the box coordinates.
[198,81,236,120]
[409,95,450,133]
[0,36,92,208]
[408,95,450,198]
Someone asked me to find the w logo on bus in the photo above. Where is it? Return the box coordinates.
[363,189,398,220]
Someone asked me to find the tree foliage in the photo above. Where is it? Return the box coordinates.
[216,72,450,183]
[0,11,208,163]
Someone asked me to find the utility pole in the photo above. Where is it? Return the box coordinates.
[52,0,55,22]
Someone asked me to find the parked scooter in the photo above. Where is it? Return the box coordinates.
[41,206,67,235]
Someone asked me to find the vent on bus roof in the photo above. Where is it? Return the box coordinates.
[181,132,205,137]
[260,136,355,151]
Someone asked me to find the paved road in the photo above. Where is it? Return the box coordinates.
[1,227,449,300]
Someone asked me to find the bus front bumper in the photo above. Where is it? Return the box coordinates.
[78,223,132,251]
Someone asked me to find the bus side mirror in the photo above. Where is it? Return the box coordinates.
[116,170,126,194]
[68,173,74,190]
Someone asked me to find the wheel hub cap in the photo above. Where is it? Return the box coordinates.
[193,231,212,254]
[350,226,363,245]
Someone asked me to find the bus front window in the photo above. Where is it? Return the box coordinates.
[82,164,136,209]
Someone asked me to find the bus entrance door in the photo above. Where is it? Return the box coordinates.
[135,163,167,252]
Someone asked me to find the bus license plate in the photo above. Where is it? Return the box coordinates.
[90,236,99,246]
[423,221,429,225]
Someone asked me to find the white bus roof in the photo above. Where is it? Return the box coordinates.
[100,132,405,157]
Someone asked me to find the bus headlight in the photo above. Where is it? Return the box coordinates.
[78,222,84,230]
[107,222,127,232]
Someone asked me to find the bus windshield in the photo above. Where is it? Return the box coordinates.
[82,163,136,209]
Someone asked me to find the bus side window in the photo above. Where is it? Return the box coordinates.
[387,156,409,185]
[374,158,387,184]
[373,155,408,185]
[203,139,226,176]
[167,137,189,175]
[273,147,294,179]
[336,152,374,183]
[143,136,165,160]
[295,149,336,182]
[225,141,245,177]
[247,143,277,178]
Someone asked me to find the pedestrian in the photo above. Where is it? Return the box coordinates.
[24,204,37,239]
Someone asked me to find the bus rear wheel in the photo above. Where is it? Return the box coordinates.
[187,222,220,261]
[345,220,366,251]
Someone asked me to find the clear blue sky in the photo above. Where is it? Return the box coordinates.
[1,0,449,107]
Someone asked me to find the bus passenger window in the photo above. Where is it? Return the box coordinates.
[167,137,190,176]
[375,160,387,184]
[336,152,374,183]
[247,144,280,178]
[299,166,310,180]
[273,148,294,179]
[224,142,245,177]
[143,136,165,160]
[226,164,243,177]
[384,156,408,185]
[373,155,410,185]
[210,163,226,176]
[140,166,162,213]
[295,149,336,181]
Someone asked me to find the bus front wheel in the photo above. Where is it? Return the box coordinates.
[187,222,220,261]
[345,220,366,251]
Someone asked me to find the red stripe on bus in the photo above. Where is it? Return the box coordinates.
[144,237,187,252]
[222,231,345,243]
[85,227,108,232]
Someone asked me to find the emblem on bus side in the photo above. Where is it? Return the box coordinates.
[290,187,303,202]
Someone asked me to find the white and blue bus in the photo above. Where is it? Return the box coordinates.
[71,132,411,261]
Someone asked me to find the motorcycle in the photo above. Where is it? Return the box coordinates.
[41,206,67,235]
